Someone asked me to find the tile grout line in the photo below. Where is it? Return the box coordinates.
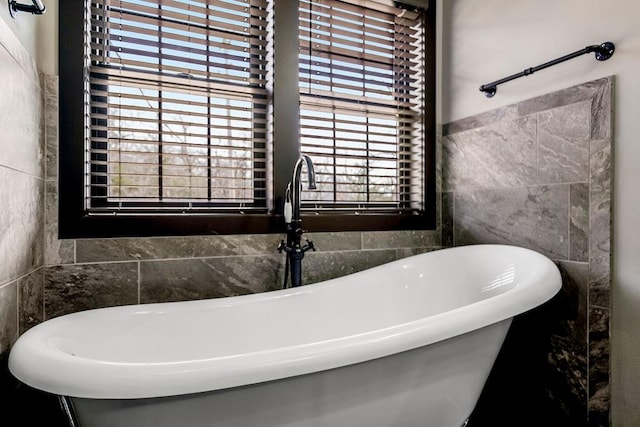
[452,191,456,247]
[42,267,46,321]
[137,261,141,304]
[568,184,571,261]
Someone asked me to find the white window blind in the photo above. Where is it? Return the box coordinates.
[299,0,426,213]
[88,0,270,212]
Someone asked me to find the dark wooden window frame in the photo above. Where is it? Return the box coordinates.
[58,0,436,238]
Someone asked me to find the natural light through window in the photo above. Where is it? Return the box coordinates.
[58,0,435,237]
[89,0,268,209]
[299,0,425,213]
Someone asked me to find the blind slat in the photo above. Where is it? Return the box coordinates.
[90,67,269,96]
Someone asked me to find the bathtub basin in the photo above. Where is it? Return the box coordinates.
[9,244,561,427]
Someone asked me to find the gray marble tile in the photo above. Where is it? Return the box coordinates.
[44,179,75,266]
[546,334,587,422]
[442,191,454,247]
[18,268,44,334]
[434,190,442,232]
[0,281,18,355]
[362,230,440,249]
[537,101,590,184]
[442,103,519,135]
[396,247,442,259]
[44,263,139,319]
[554,261,588,346]
[517,77,609,117]
[0,17,39,83]
[589,138,612,308]
[570,183,589,262]
[588,307,610,426]
[76,234,283,263]
[586,83,612,427]
[590,77,613,141]
[0,44,43,177]
[302,249,396,285]
[304,232,362,252]
[535,263,588,424]
[443,115,537,192]
[140,255,282,303]
[44,74,58,179]
[435,126,443,193]
[454,185,569,260]
[0,168,44,284]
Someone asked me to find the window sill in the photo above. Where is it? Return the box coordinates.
[59,211,436,239]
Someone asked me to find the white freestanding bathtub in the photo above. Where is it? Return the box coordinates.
[9,244,561,427]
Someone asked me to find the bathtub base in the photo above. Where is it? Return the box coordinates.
[69,320,511,427]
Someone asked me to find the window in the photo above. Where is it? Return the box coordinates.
[59,0,435,238]
[299,0,426,214]
[88,0,269,211]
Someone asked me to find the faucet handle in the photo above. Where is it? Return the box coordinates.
[302,239,316,253]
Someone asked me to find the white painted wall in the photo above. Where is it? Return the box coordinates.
[36,0,56,75]
[0,0,57,74]
[0,0,38,60]
[441,0,640,425]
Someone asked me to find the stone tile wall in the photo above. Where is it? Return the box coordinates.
[0,16,47,422]
[0,18,44,365]
[43,230,442,317]
[443,77,613,426]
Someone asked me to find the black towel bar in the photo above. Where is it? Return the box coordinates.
[479,41,615,98]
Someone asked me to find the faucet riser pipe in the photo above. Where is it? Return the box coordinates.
[289,251,305,288]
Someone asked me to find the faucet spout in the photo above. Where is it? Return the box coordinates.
[291,154,316,224]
